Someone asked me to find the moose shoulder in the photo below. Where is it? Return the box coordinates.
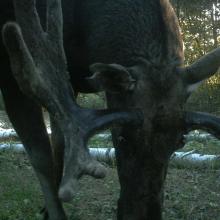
[1,0,220,220]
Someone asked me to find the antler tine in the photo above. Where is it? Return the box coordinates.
[47,0,63,44]
[81,108,144,139]
[13,0,44,51]
[2,22,38,95]
[178,47,220,85]
[185,111,220,139]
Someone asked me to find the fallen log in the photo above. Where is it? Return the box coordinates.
[1,128,220,167]
[0,129,19,142]
[0,143,219,168]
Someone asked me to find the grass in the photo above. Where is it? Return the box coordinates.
[88,131,112,148]
[177,130,220,156]
[183,138,220,155]
[1,120,220,219]
[0,150,42,220]
[0,149,220,220]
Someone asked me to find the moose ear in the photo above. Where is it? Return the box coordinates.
[87,63,136,93]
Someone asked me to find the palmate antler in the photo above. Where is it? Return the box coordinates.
[2,0,143,202]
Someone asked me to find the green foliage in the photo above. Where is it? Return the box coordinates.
[172,0,220,64]
[170,0,220,114]
[88,132,112,148]
[77,92,106,109]
[186,82,220,113]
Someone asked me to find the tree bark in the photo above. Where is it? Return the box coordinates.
[211,3,218,48]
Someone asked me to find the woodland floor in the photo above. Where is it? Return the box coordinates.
[0,109,220,220]
[0,149,220,220]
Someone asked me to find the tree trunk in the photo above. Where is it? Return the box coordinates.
[211,4,218,48]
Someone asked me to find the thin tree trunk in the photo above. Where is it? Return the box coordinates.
[211,3,218,48]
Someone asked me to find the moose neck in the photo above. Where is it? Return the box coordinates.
[111,126,168,220]
[76,0,177,66]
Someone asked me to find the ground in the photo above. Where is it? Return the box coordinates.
[1,110,220,219]
[0,149,220,220]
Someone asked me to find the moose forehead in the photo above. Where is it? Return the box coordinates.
[133,64,186,100]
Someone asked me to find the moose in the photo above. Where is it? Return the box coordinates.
[1,0,220,219]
